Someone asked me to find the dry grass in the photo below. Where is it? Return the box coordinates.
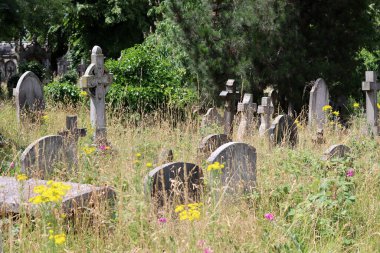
[0,99,379,253]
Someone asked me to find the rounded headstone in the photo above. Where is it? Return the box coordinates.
[269,115,298,147]
[198,134,231,158]
[309,78,329,128]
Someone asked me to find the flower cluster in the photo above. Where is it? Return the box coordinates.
[264,213,275,221]
[207,162,225,171]
[322,105,332,112]
[49,230,66,245]
[99,144,111,151]
[16,174,28,181]
[29,181,71,204]
[353,102,360,108]
[79,91,88,97]
[83,146,96,155]
[175,202,203,221]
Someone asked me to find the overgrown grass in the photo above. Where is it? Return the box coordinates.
[0,99,379,252]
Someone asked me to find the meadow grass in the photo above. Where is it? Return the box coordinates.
[0,99,379,253]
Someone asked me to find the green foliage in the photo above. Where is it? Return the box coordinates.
[105,42,197,113]
[44,81,81,105]
[18,61,45,80]
[58,69,78,84]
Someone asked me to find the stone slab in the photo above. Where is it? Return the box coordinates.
[0,177,115,215]
[198,134,231,158]
[322,144,351,160]
[269,115,298,147]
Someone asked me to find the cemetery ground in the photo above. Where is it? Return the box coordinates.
[0,100,379,252]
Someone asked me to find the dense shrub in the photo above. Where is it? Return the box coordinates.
[44,81,81,105]
[58,69,79,84]
[18,61,45,80]
[105,42,197,113]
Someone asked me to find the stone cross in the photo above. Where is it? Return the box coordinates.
[219,79,239,137]
[79,46,113,144]
[257,97,274,136]
[362,71,380,135]
[237,93,257,141]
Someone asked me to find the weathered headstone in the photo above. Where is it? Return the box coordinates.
[219,79,239,137]
[322,144,351,160]
[79,46,113,144]
[200,108,223,129]
[258,97,274,136]
[237,94,257,141]
[13,71,45,122]
[0,177,115,215]
[155,148,174,164]
[362,71,380,135]
[5,60,17,80]
[308,78,329,129]
[198,134,231,157]
[269,115,298,147]
[206,142,256,193]
[144,162,203,207]
[58,115,87,170]
[20,135,65,178]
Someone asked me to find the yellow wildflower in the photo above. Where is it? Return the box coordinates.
[322,105,332,111]
[83,146,96,155]
[42,115,49,121]
[146,162,153,168]
[353,102,359,108]
[332,111,339,117]
[80,91,88,97]
[16,174,28,181]
[175,202,203,221]
[49,232,66,245]
[207,161,225,171]
[29,181,71,204]
[377,103,380,109]
[135,153,142,159]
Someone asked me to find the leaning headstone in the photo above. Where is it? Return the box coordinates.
[237,94,257,141]
[144,162,203,208]
[20,135,65,178]
[200,108,223,129]
[269,115,298,147]
[362,71,380,135]
[79,46,113,144]
[0,176,115,215]
[155,148,174,164]
[308,78,329,129]
[258,97,274,136]
[219,79,239,137]
[322,144,351,160]
[13,71,45,122]
[206,142,256,193]
[198,134,231,157]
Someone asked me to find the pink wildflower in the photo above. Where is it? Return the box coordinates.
[264,213,275,221]
[158,217,167,223]
[346,169,355,177]
[204,248,213,253]
[99,145,106,151]
[9,162,15,169]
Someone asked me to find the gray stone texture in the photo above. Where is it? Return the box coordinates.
[258,97,274,136]
[237,93,257,141]
[308,78,329,129]
[362,71,380,135]
[219,79,239,137]
[322,144,351,160]
[198,134,231,158]
[201,108,223,129]
[269,115,298,147]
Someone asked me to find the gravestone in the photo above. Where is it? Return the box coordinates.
[219,79,239,137]
[198,134,231,157]
[362,71,380,135]
[58,115,87,170]
[269,115,298,147]
[5,60,17,80]
[322,144,351,161]
[258,97,274,136]
[79,46,113,144]
[308,78,329,129]
[13,71,45,122]
[144,162,203,207]
[200,108,223,128]
[0,177,115,215]
[206,142,256,193]
[237,93,257,141]
[20,135,65,178]
[155,148,174,164]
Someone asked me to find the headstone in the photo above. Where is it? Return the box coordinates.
[20,135,64,178]
[198,134,231,157]
[206,142,256,193]
[219,79,239,137]
[4,60,17,80]
[79,46,113,144]
[237,93,257,141]
[57,55,70,76]
[269,115,298,147]
[0,177,115,215]
[13,71,45,122]
[308,78,329,129]
[257,97,274,136]
[322,144,351,160]
[144,162,203,207]
[362,71,380,135]
[58,115,87,170]
[155,148,174,164]
[200,108,223,128]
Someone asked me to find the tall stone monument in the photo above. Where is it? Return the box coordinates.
[79,46,113,144]
[219,79,239,137]
[258,97,273,136]
[308,78,329,129]
[362,71,380,135]
[237,93,257,141]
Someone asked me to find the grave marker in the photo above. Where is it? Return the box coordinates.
[79,46,113,144]
[269,115,298,147]
[237,93,257,141]
[309,78,329,129]
[362,71,380,135]
[200,108,223,129]
[198,134,231,158]
[258,97,274,136]
[219,79,239,137]
[206,142,256,193]
[322,144,351,160]
[13,71,45,122]
[155,148,174,164]
[144,162,203,207]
